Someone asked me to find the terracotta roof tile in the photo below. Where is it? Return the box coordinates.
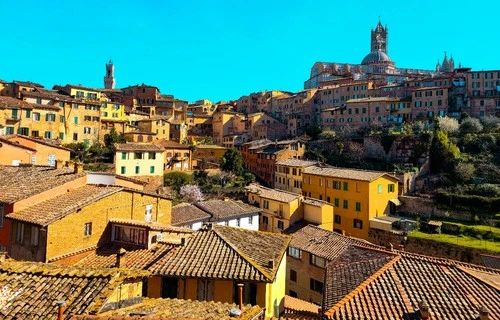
[115,143,165,152]
[194,199,261,220]
[480,254,500,269]
[0,165,86,204]
[246,183,301,203]
[108,218,194,233]
[71,298,263,319]
[171,203,211,226]
[7,185,122,226]
[0,259,148,319]
[149,225,290,282]
[303,165,399,182]
[275,159,318,167]
[154,139,190,149]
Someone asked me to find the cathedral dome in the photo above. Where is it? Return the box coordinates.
[361,50,393,65]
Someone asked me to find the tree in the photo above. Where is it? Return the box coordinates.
[481,116,500,133]
[196,136,216,145]
[453,162,475,183]
[104,127,126,152]
[220,147,243,175]
[179,184,204,202]
[459,118,483,135]
[318,130,336,140]
[164,172,192,191]
[437,117,459,135]
[429,130,460,174]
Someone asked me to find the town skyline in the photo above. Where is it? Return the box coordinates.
[2,0,499,102]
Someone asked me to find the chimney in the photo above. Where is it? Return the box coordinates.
[387,243,394,252]
[0,252,6,263]
[418,301,430,320]
[399,244,404,252]
[116,248,127,268]
[74,162,84,174]
[479,306,489,320]
[55,160,65,169]
[341,230,346,236]
[223,197,229,202]
[56,300,65,320]
[180,237,186,246]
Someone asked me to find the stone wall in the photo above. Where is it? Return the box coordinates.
[368,228,491,266]
[399,195,473,221]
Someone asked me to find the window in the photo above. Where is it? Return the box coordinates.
[44,131,52,139]
[277,220,284,230]
[343,182,348,191]
[332,181,341,189]
[30,226,39,246]
[73,133,78,141]
[263,200,269,209]
[74,116,79,124]
[334,214,341,224]
[149,152,156,159]
[150,166,155,174]
[120,166,126,174]
[289,290,297,298]
[26,110,31,118]
[45,114,56,122]
[388,184,395,193]
[145,204,153,222]
[343,200,348,209]
[310,278,324,293]
[248,216,253,225]
[16,223,24,243]
[32,130,39,138]
[59,132,64,140]
[290,269,297,282]
[113,225,147,245]
[32,112,41,121]
[377,184,383,194]
[84,222,92,236]
[310,254,326,268]
[334,198,339,207]
[353,219,363,229]
[355,202,361,211]
[18,127,29,136]
[134,152,143,159]
[135,166,140,174]
[288,246,302,259]
[262,216,269,226]
[121,152,127,160]
[83,127,91,134]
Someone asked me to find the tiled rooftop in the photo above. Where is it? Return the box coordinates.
[0,96,35,109]
[246,183,301,203]
[70,242,177,270]
[115,143,165,152]
[7,185,122,226]
[171,203,211,226]
[108,218,193,233]
[154,139,190,149]
[0,136,37,151]
[276,159,317,167]
[194,199,261,220]
[195,144,227,149]
[0,259,148,319]
[323,248,500,320]
[480,254,500,269]
[71,298,263,319]
[149,225,291,282]
[303,165,399,182]
[285,224,377,261]
[0,165,86,204]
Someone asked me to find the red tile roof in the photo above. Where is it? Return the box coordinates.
[323,248,500,320]
[193,199,261,220]
[149,225,291,282]
[0,259,148,319]
[0,165,86,204]
[7,185,122,226]
[171,203,211,226]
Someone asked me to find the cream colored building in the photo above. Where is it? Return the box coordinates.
[115,143,165,177]
[275,159,317,194]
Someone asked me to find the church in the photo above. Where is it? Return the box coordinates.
[304,21,452,89]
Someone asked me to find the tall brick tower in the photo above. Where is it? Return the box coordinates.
[371,20,388,54]
[104,60,116,89]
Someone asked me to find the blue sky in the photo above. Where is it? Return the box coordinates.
[1,0,498,102]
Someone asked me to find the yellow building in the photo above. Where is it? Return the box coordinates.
[192,144,227,168]
[275,159,317,194]
[154,139,192,171]
[302,165,399,239]
[101,101,126,121]
[212,111,246,145]
[246,183,335,233]
[147,224,291,319]
[136,116,171,140]
[115,143,165,177]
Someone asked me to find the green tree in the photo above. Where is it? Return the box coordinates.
[459,118,483,135]
[104,127,126,152]
[196,136,216,145]
[164,172,192,191]
[220,147,243,175]
[429,130,460,174]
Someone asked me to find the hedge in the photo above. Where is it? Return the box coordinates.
[434,190,500,214]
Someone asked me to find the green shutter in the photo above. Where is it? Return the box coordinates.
[343,182,348,191]
[121,152,127,160]
[121,166,126,174]
[135,166,140,174]
[150,166,155,173]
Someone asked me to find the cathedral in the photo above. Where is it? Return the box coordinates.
[304,21,452,89]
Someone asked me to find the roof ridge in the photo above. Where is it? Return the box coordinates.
[456,265,500,291]
[212,227,275,282]
[324,255,401,318]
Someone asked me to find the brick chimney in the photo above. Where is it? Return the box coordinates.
[116,248,127,268]
[56,300,65,320]
[418,301,430,319]
[74,162,84,174]
[237,283,244,312]
[478,306,489,320]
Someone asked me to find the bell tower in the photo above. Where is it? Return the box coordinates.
[371,20,388,54]
[104,60,116,89]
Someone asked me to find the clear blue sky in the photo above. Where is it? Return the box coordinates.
[1,0,498,103]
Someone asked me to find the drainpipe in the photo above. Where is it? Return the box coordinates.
[237,283,244,312]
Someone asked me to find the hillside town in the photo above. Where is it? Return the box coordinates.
[0,20,498,319]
